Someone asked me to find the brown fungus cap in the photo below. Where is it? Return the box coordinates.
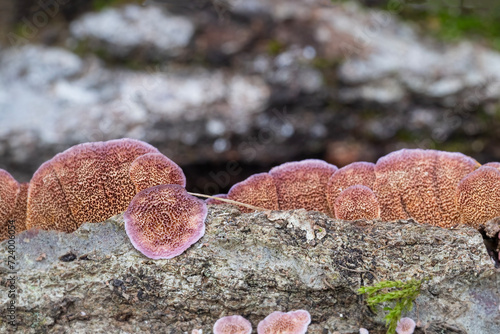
[0,169,20,240]
[326,161,375,215]
[334,185,380,221]
[269,159,337,214]
[11,183,29,237]
[213,315,252,334]
[456,166,500,228]
[257,310,311,334]
[26,161,77,232]
[130,153,186,193]
[124,184,207,260]
[27,138,159,232]
[373,149,478,227]
[227,172,279,213]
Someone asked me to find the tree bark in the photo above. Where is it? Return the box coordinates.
[1,206,499,333]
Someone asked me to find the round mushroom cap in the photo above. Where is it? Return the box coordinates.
[269,159,337,214]
[227,172,279,213]
[0,169,20,240]
[326,161,375,215]
[334,185,380,221]
[129,153,186,192]
[373,149,478,227]
[27,138,159,232]
[213,315,252,334]
[124,184,207,259]
[457,166,500,228]
[257,310,311,334]
[484,162,500,171]
[396,317,416,334]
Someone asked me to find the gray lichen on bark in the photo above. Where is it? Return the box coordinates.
[0,206,499,333]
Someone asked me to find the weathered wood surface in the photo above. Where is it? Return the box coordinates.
[1,206,499,333]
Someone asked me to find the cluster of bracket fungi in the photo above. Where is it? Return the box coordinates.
[1,138,500,261]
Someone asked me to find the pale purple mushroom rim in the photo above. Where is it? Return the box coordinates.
[269,159,338,177]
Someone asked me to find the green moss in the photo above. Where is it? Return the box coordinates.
[332,1,500,51]
[267,39,285,56]
[92,0,137,11]
[358,278,427,334]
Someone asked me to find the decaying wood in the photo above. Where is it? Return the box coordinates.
[0,206,499,333]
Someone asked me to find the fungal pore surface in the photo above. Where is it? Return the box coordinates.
[257,310,311,334]
[0,169,22,240]
[373,149,478,227]
[26,139,163,232]
[270,159,337,214]
[124,184,207,259]
[227,172,279,213]
[213,315,252,334]
[457,165,500,228]
[334,185,380,221]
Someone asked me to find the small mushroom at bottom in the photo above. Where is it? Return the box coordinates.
[213,315,252,334]
[257,310,311,334]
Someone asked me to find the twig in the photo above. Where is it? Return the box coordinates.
[337,264,380,282]
[187,192,268,212]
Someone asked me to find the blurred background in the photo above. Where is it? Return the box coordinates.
[1,0,500,194]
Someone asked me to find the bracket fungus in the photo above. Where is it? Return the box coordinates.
[456,166,500,228]
[213,315,252,334]
[227,172,279,213]
[124,184,207,259]
[25,138,187,233]
[5,139,500,247]
[0,170,28,240]
[326,161,375,212]
[484,161,500,171]
[257,310,311,334]
[373,149,479,228]
[395,317,416,334]
[269,159,337,214]
[333,185,380,221]
[129,152,186,192]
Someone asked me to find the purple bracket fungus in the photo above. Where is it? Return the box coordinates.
[373,149,479,228]
[456,166,500,228]
[485,162,500,171]
[0,169,24,240]
[257,310,311,334]
[334,185,380,221]
[26,138,159,232]
[129,152,186,192]
[205,194,229,205]
[227,172,279,213]
[326,161,375,215]
[213,315,252,334]
[269,159,337,214]
[124,184,207,259]
[395,317,416,334]
[12,183,29,236]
